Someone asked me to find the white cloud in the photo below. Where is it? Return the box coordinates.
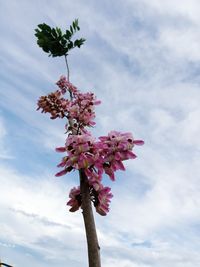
[0,163,87,265]
[1,141,199,267]
[0,117,13,159]
[159,26,200,61]
[1,0,200,266]
[139,0,200,24]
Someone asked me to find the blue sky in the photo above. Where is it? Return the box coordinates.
[1,0,200,266]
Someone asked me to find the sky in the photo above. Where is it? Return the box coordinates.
[0,0,200,266]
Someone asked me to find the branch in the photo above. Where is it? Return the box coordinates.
[64,54,73,100]
[64,54,70,81]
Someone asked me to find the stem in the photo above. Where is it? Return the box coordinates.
[79,170,101,267]
[65,54,70,81]
[64,56,101,267]
[65,54,73,100]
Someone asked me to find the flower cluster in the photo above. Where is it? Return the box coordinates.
[95,186,113,216]
[55,133,101,176]
[37,76,100,131]
[55,130,144,215]
[67,187,81,212]
[37,76,144,215]
[68,92,101,127]
[99,131,144,181]
[37,90,70,119]
[67,184,113,216]
[56,75,79,95]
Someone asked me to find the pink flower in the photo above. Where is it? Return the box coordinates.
[55,133,102,176]
[85,168,102,191]
[68,92,101,127]
[38,76,101,134]
[56,75,79,95]
[55,169,68,177]
[66,183,113,216]
[55,166,73,177]
[95,186,113,216]
[37,90,70,119]
[55,147,66,152]
[38,77,144,215]
[67,187,81,212]
[98,131,144,180]
[133,140,144,146]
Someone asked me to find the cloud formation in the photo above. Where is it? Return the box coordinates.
[1,0,200,267]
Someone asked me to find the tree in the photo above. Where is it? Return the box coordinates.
[35,19,144,267]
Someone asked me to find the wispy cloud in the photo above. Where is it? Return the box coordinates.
[0,117,13,159]
[1,0,200,266]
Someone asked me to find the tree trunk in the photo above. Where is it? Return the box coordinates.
[79,170,101,267]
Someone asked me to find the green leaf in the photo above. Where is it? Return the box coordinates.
[35,19,86,57]
[56,27,62,37]
[51,28,57,38]
[74,38,86,48]
[65,30,71,39]
[68,40,74,50]
[39,24,51,34]
[74,19,79,28]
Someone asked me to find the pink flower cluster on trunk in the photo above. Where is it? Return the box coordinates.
[37,76,144,215]
[37,75,100,131]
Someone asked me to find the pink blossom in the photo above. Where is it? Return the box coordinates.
[68,92,101,127]
[67,187,81,212]
[97,131,144,181]
[67,183,113,216]
[133,140,145,145]
[85,168,102,191]
[55,169,69,177]
[55,133,102,176]
[55,147,66,152]
[38,77,101,132]
[95,186,113,216]
[56,75,79,95]
[37,90,70,119]
[38,76,144,215]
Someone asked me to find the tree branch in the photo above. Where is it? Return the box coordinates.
[65,54,73,100]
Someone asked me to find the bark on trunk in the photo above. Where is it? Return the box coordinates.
[79,170,101,267]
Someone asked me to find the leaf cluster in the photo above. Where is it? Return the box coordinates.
[35,19,85,57]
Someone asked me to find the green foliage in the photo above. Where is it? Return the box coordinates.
[35,19,85,57]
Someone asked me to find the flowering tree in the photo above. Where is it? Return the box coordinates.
[35,19,144,267]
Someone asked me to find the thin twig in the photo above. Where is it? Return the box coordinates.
[65,54,73,100]
[64,54,70,81]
